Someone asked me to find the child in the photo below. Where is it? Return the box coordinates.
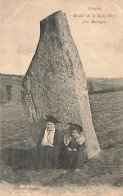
[64,123,85,171]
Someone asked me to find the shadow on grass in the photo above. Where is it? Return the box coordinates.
[1,147,64,171]
[1,148,39,170]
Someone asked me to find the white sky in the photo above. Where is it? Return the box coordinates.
[0,0,123,78]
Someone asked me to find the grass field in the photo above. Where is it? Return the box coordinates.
[0,90,123,195]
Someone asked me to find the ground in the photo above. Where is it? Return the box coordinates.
[0,91,123,195]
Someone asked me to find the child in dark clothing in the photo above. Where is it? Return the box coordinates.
[64,123,85,171]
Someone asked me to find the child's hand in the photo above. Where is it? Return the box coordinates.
[73,148,77,152]
[76,136,85,145]
[68,148,72,151]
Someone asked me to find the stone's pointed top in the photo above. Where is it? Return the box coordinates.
[39,10,68,37]
[40,10,65,23]
[50,10,65,16]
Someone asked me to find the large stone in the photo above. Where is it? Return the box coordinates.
[22,10,100,159]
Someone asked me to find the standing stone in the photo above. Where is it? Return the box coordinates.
[22,10,100,159]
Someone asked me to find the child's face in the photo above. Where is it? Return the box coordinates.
[71,130,79,138]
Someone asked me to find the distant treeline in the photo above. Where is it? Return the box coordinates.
[0,73,23,78]
[87,78,123,95]
[88,85,123,95]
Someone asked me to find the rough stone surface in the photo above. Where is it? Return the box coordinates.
[22,10,100,159]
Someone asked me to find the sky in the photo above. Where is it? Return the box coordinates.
[0,0,123,78]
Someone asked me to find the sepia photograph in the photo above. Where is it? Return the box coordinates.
[0,0,123,195]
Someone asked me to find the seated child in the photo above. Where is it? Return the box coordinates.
[63,123,85,171]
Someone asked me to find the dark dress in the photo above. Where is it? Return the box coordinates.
[36,129,63,169]
[63,137,86,170]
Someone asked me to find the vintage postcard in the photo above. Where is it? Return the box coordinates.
[0,0,123,196]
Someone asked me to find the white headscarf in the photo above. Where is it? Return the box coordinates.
[41,127,55,147]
